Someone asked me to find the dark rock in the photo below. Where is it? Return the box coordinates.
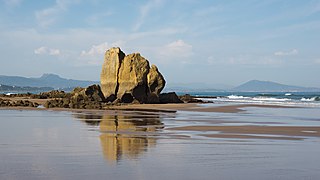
[179,94,204,103]
[147,92,160,103]
[45,84,106,109]
[159,92,183,104]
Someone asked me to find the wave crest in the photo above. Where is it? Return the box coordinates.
[301,96,320,102]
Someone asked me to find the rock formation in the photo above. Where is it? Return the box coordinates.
[0,98,39,107]
[44,84,106,109]
[100,47,166,103]
[159,92,183,104]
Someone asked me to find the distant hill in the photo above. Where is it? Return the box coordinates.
[0,84,53,93]
[233,80,320,92]
[0,74,99,89]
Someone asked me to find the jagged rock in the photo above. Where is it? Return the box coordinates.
[44,84,106,109]
[117,53,150,103]
[44,99,65,108]
[0,98,12,107]
[100,47,125,102]
[179,94,204,103]
[69,84,105,109]
[0,98,39,107]
[71,85,105,102]
[31,90,69,99]
[148,65,165,95]
[100,47,166,104]
[159,92,183,104]
[147,65,166,103]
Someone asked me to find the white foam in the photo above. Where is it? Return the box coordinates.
[227,95,249,99]
[253,97,290,102]
[285,93,292,96]
[197,93,320,107]
[301,97,318,102]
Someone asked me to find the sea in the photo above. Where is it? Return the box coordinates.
[176,91,320,107]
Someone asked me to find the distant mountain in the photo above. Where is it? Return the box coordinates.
[0,74,99,89]
[0,84,53,93]
[233,80,320,92]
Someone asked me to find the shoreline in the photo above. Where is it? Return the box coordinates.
[0,102,299,113]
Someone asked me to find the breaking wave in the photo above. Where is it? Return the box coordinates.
[301,96,320,102]
[196,93,320,107]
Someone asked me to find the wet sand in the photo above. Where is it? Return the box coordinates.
[200,134,304,140]
[1,102,320,179]
[105,103,297,113]
[1,100,309,141]
[168,125,320,139]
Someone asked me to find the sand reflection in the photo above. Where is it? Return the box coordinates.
[74,112,164,164]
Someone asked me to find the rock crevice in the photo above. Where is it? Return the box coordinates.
[100,47,165,103]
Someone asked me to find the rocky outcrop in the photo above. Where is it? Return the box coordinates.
[117,53,150,103]
[179,94,204,103]
[100,47,125,102]
[44,84,106,109]
[100,47,166,103]
[0,98,39,107]
[159,92,183,104]
[30,90,69,99]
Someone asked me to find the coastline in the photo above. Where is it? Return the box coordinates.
[0,102,298,113]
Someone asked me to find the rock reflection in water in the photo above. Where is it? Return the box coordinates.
[74,112,164,163]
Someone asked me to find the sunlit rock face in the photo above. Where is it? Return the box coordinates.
[100,47,166,103]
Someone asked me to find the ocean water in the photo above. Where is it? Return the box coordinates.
[178,91,320,107]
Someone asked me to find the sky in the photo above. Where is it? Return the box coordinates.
[0,0,320,88]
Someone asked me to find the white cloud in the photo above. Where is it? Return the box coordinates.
[49,49,60,55]
[274,49,298,56]
[80,41,126,57]
[162,40,193,57]
[35,0,79,28]
[146,39,193,64]
[80,42,109,56]
[34,46,60,56]
[34,46,47,55]
[133,0,164,31]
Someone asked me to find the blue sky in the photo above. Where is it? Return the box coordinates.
[0,0,319,87]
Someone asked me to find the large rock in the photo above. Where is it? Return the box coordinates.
[100,47,166,103]
[117,53,150,103]
[69,85,105,108]
[100,47,125,102]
